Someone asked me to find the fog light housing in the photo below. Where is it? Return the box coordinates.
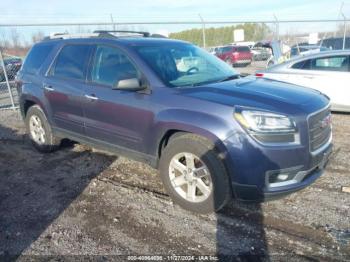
[266,165,304,188]
[277,174,289,181]
[268,172,296,184]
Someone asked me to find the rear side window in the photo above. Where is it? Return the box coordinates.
[22,43,55,74]
[236,46,250,52]
[52,44,92,80]
[312,56,349,72]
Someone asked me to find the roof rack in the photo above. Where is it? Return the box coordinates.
[44,32,100,40]
[93,30,150,37]
[43,30,152,41]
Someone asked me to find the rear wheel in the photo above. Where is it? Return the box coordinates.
[25,105,61,153]
[159,133,231,213]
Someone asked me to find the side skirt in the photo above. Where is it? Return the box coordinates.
[53,127,158,168]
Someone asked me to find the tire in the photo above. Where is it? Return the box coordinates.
[159,133,231,213]
[25,105,61,153]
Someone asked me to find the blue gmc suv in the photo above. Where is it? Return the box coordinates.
[17,31,332,213]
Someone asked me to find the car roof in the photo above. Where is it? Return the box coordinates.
[292,45,320,49]
[39,36,189,47]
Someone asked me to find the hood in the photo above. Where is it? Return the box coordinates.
[178,76,329,115]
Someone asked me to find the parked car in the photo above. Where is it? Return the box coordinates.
[0,57,22,82]
[251,46,271,61]
[255,40,290,67]
[17,31,332,213]
[216,45,252,67]
[256,50,350,112]
[290,45,329,57]
[320,36,350,50]
[208,46,222,55]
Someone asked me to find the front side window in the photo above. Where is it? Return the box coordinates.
[53,44,92,80]
[134,43,238,87]
[222,46,233,53]
[312,56,349,72]
[91,45,138,87]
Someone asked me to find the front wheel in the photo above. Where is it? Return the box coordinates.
[159,133,231,213]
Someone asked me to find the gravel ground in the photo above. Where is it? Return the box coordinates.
[234,61,267,76]
[0,107,349,261]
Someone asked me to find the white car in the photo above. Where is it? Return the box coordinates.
[257,50,350,112]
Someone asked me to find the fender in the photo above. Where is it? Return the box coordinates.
[20,80,53,125]
[149,108,236,157]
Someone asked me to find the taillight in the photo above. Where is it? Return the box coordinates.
[255,73,264,77]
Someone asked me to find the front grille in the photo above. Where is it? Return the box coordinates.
[308,107,332,152]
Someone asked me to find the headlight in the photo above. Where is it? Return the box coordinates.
[235,110,299,144]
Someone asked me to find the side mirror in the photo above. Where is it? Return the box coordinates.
[113,78,145,91]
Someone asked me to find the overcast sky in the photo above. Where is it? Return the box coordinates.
[1,0,349,23]
[1,0,350,41]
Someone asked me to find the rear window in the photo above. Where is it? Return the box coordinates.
[22,43,55,74]
[236,46,250,52]
[52,44,92,80]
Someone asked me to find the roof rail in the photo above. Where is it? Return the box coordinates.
[93,30,150,37]
[43,30,151,41]
[44,32,100,40]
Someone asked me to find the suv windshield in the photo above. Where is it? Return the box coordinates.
[134,43,238,87]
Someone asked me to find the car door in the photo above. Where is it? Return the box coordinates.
[83,44,153,153]
[289,55,350,108]
[44,44,93,134]
[307,55,350,109]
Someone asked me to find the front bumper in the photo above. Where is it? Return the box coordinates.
[222,131,332,201]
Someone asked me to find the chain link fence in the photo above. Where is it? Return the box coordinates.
[0,48,18,109]
[0,19,349,109]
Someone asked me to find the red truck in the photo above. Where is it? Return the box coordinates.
[216,45,252,67]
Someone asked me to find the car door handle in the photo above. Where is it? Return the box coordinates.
[84,94,98,100]
[43,85,55,91]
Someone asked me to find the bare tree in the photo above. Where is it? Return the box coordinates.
[31,31,45,44]
[10,28,20,49]
[0,30,9,49]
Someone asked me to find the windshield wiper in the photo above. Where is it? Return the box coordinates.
[190,79,220,87]
[218,74,240,82]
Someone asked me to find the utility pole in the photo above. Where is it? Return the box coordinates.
[340,2,347,50]
[110,14,116,31]
[273,14,279,41]
[198,14,206,48]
